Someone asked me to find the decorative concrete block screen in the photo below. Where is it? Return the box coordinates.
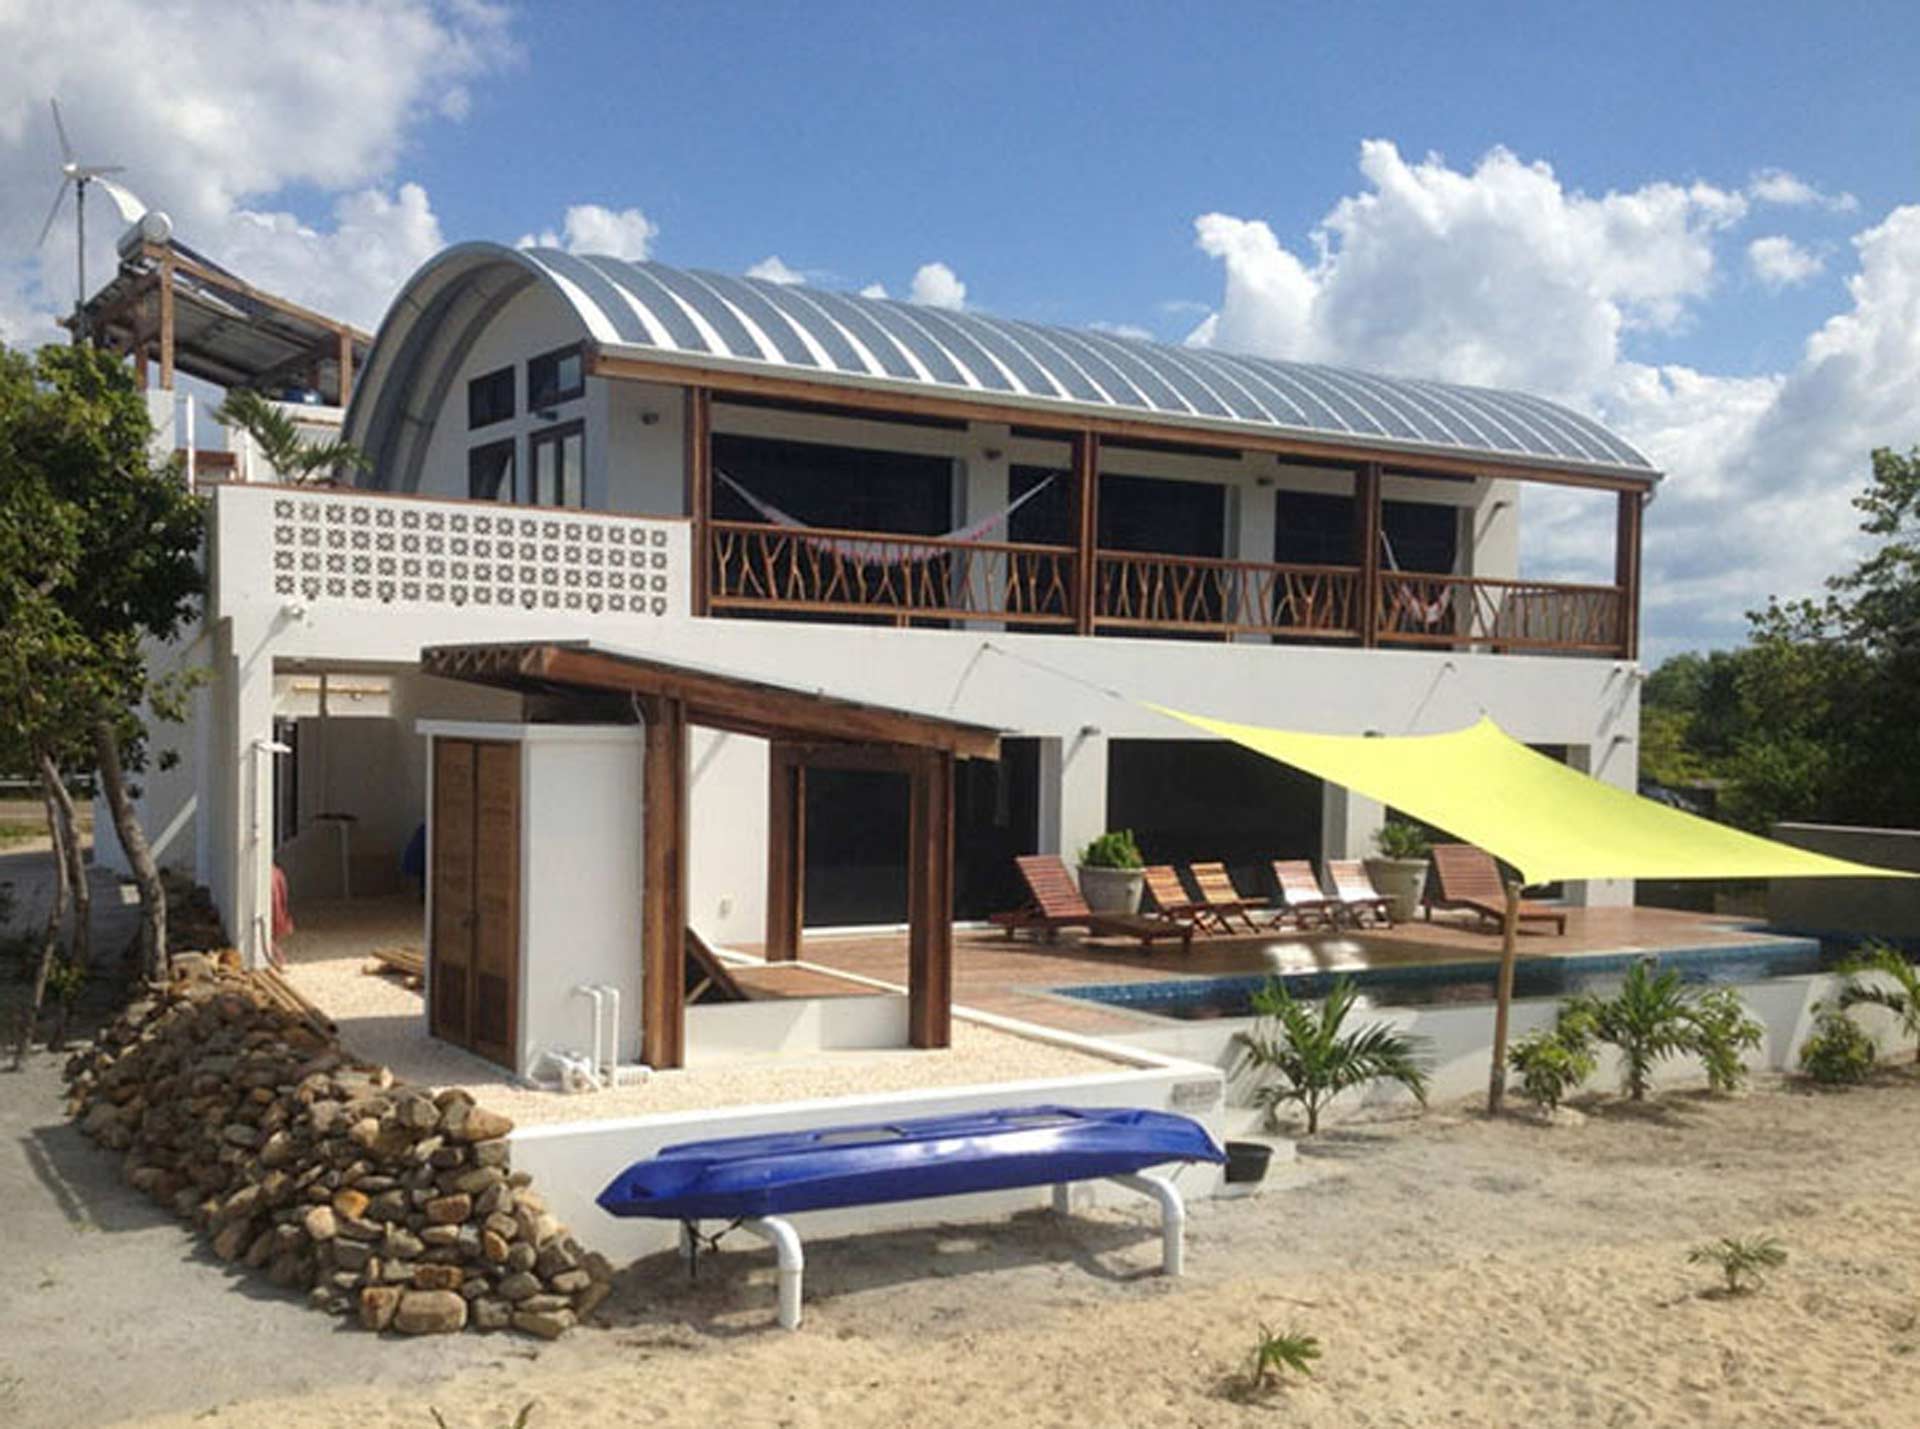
[262,489,684,618]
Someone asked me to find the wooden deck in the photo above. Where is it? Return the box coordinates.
[747,906,1802,1036]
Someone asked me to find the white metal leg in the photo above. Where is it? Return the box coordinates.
[745,1216,805,1330]
[1108,1172,1187,1277]
[1051,1181,1073,1216]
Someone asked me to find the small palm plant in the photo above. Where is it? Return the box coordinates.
[1245,1324,1321,1391]
[216,387,370,485]
[1685,987,1766,1094]
[1233,975,1429,1134]
[1567,960,1696,1101]
[1688,1236,1787,1296]
[1506,1006,1598,1115]
[1837,941,1920,1063]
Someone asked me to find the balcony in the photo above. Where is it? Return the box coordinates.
[709,519,1627,656]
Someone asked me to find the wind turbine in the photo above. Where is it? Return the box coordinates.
[36,98,146,345]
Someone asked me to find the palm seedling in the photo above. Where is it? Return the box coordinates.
[1566,959,1696,1101]
[215,387,369,485]
[1685,987,1766,1094]
[1837,941,1920,1063]
[1233,974,1429,1134]
[1688,1236,1787,1296]
[1245,1324,1321,1390]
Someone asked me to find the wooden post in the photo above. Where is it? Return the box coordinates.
[1614,489,1642,661]
[765,744,805,962]
[1486,880,1522,1115]
[640,696,689,1069]
[157,252,176,391]
[337,329,355,408]
[1355,461,1382,647]
[906,748,955,1048]
[685,386,713,617]
[1071,430,1099,636]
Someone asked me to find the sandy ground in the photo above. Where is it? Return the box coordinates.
[5,1041,1917,1429]
[280,899,1127,1124]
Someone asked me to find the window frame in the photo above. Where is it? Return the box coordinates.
[467,438,517,503]
[528,420,586,508]
[527,342,586,411]
[466,365,515,430]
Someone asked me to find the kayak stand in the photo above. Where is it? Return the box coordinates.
[679,1171,1188,1331]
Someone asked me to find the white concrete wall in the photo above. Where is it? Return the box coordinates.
[509,1030,1227,1264]
[685,995,909,1064]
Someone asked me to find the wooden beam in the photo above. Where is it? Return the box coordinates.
[685,386,713,616]
[1614,489,1643,661]
[1072,431,1099,635]
[640,695,689,1070]
[157,251,176,391]
[1355,462,1383,648]
[144,242,373,346]
[766,743,806,962]
[1486,882,1521,1115]
[906,748,954,1049]
[337,328,355,408]
[588,348,1659,494]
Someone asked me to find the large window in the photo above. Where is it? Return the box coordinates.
[467,366,514,429]
[468,439,515,502]
[529,421,584,507]
[527,343,585,410]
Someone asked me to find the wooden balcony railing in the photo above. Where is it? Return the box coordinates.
[1094,550,1361,638]
[1375,571,1625,653]
[709,519,1075,626]
[706,519,1629,655]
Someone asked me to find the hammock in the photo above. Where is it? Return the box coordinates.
[716,469,1055,566]
[1379,529,1451,630]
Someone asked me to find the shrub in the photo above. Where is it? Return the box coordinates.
[1798,1002,1877,1085]
[1566,960,1697,1101]
[1686,987,1766,1094]
[1234,975,1429,1134]
[1836,941,1920,1064]
[1507,1008,1598,1114]
[1372,820,1431,861]
[1079,830,1144,870]
[1244,1324,1321,1391]
[1688,1235,1787,1295]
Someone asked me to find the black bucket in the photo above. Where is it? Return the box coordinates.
[1224,1140,1273,1185]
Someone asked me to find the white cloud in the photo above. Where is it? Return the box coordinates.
[746,254,805,285]
[0,0,516,343]
[1186,140,1920,652]
[1748,167,1858,213]
[517,203,657,261]
[1091,320,1154,341]
[858,282,888,300]
[908,261,966,310]
[1748,235,1823,289]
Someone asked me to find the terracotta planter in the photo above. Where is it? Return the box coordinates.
[1364,856,1429,923]
[1078,864,1145,915]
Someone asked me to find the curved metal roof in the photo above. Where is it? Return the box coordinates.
[348,243,1657,488]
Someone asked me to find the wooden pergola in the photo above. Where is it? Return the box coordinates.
[420,640,1000,1070]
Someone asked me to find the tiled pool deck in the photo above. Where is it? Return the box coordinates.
[757,906,1817,1036]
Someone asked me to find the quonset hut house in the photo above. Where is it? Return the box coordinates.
[97,238,1658,1080]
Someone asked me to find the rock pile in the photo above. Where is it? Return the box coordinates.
[64,954,613,1337]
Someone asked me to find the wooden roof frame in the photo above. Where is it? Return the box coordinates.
[420,640,1002,759]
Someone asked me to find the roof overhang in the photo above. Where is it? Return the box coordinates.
[420,640,1002,758]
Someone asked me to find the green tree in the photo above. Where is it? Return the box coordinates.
[214,387,368,484]
[0,343,204,979]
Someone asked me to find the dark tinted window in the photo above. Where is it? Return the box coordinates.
[467,366,514,429]
[1274,490,1354,566]
[528,344,585,409]
[529,422,584,507]
[468,440,515,502]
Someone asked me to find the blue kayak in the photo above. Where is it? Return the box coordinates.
[597,1105,1224,1222]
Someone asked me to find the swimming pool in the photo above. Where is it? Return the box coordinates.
[1054,937,1831,1022]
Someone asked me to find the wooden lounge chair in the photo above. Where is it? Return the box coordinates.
[687,928,749,1004]
[1326,860,1395,927]
[990,855,1194,953]
[1270,860,1341,929]
[1426,843,1568,935]
[1188,862,1270,934]
[1143,864,1225,934]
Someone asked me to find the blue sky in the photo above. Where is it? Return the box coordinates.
[6,0,1920,656]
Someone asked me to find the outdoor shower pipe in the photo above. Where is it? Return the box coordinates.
[595,983,620,1084]
[571,985,608,1089]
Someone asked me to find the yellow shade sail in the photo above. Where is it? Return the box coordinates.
[1153,708,1910,887]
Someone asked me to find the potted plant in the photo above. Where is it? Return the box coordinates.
[1364,820,1431,922]
[1077,830,1146,914]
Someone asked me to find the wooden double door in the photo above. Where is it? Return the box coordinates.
[430,739,520,1067]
